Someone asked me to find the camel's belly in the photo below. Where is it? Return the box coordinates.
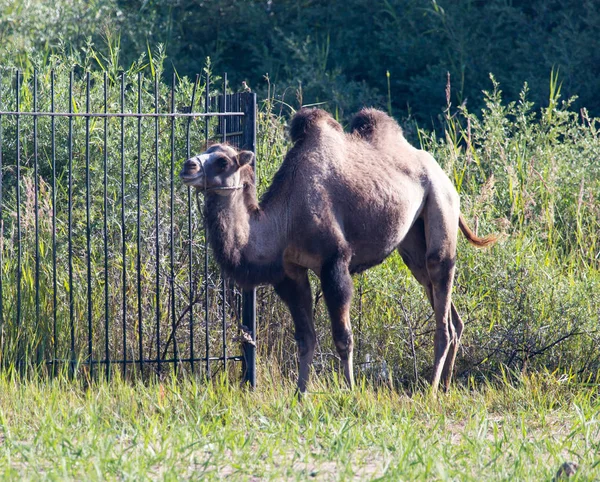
[282,178,425,277]
[344,193,424,273]
[349,248,396,274]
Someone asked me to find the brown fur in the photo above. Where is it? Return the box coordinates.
[289,108,343,144]
[459,214,497,247]
[180,108,498,394]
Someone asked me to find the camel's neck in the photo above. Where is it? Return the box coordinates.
[204,187,285,288]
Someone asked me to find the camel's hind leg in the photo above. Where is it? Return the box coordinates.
[274,269,316,393]
[399,219,464,391]
[441,304,464,390]
[321,251,355,388]
[423,193,460,394]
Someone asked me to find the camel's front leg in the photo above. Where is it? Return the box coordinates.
[274,271,316,393]
[321,253,355,388]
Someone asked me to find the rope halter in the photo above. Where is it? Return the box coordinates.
[193,154,245,194]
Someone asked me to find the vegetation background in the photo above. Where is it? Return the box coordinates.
[0,1,599,480]
[0,0,599,386]
[3,0,600,126]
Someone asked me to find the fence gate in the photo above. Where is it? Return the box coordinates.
[0,69,257,385]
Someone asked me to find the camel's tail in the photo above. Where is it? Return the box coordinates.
[459,214,498,248]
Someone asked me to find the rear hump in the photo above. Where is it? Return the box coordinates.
[350,108,403,142]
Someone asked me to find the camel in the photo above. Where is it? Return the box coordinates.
[179,108,497,394]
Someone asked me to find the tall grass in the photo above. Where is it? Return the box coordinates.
[1,47,599,388]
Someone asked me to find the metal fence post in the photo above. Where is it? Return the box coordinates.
[240,92,257,387]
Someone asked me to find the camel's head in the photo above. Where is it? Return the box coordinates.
[180,144,255,195]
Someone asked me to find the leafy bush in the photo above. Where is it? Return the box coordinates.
[0,0,122,70]
[5,0,600,126]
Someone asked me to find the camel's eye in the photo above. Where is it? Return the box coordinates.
[215,157,229,171]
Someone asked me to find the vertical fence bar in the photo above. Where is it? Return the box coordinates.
[187,74,199,374]
[221,73,227,372]
[154,75,161,375]
[85,72,93,372]
[204,71,210,377]
[120,72,127,375]
[241,91,257,387]
[103,72,110,378]
[33,71,41,364]
[137,72,143,372]
[68,71,74,376]
[170,73,177,368]
[51,71,57,376]
[0,72,4,359]
[15,71,22,366]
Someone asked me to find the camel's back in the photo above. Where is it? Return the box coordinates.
[276,110,424,262]
[286,108,426,183]
[267,108,457,269]
[328,109,431,208]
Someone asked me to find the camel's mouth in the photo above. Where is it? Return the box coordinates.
[179,170,202,181]
[179,171,206,188]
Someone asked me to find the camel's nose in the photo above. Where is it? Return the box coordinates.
[180,153,210,184]
[182,157,200,175]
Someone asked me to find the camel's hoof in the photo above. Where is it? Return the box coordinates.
[554,462,579,480]
[293,387,306,402]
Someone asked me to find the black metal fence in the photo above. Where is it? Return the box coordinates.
[0,68,257,384]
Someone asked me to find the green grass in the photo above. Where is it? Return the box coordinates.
[0,371,598,480]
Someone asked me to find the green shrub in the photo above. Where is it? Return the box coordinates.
[0,40,598,386]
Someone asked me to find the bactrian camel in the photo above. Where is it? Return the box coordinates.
[180,108,497,394]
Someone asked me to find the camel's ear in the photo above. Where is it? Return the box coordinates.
[236,150,255,167]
